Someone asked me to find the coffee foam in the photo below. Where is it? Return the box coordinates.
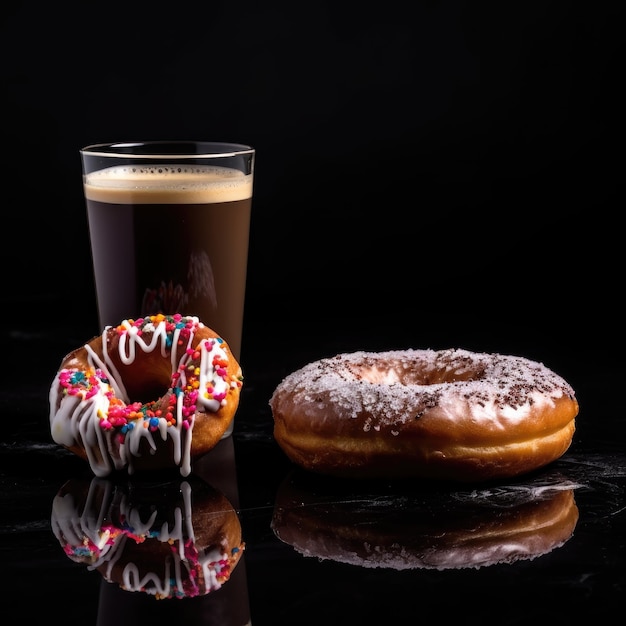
[84,164,253,204]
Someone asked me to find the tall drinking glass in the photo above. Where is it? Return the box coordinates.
[80,141,255,437]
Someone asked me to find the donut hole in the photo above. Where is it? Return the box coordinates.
[357,361,482,386]
[410,366,482,386]
[125,378,171,405]
[116,355,176,405]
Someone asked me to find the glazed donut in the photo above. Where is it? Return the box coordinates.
[269,348,578,482]
[272,470,580,570]
[49,313,243,477]
[51,476,245,599]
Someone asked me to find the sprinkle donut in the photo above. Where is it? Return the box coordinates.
[49,314,243,477]
[269,348,578,482]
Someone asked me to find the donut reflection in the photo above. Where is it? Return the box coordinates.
[51,475,245,599]
[272,470,580,570]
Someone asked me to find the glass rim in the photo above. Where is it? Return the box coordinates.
[80,140,255,159]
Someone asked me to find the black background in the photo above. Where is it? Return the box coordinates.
[1,3,624,623]
[2,0,622,390]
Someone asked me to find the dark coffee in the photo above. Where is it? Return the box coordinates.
[84,164,252,361]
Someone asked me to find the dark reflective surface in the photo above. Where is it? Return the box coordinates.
[1,320,625,625]
[272,468,582,570]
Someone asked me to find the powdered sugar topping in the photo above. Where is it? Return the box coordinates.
[270,348,576,430]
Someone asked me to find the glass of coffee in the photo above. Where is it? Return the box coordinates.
[80,141,255,437]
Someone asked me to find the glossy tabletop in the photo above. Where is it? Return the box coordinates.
[1,315,624,626]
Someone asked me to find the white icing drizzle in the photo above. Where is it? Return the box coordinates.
[49,316,232,477]
[50,478,236,599]
[50,477,116,560]
[270,348,577,431]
